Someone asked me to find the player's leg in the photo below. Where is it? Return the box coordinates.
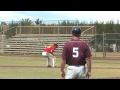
[42,52,50,67]
[77,65,87,79]
[53,56,56,67]
[51,56,56,67]
[48,56,55,67]
[52,57,56,67]
[52,58,55,68]
[47,53,53,67]
[46,57,51,67]
[46,53,51,67]
[48,53,56,67]
[65,66,77,79]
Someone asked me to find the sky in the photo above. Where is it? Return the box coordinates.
[0,11,120,23]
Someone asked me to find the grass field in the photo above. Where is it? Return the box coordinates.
[92,52,120,57]
[0,55,120,79]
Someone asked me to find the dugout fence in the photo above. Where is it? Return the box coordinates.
[103,33,120,57]
[90,33,120,58]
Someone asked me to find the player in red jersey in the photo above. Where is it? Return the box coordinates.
[42,43,58,68]
[61,27,92,79]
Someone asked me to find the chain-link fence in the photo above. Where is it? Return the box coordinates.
[89,33,120,58]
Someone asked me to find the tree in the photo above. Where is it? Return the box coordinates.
[35,19,42,25]
[19,18,33,34]
[20,18,33,26]
[1,22,7,25]
[4,21,19,38]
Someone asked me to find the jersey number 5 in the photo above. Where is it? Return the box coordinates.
[73,47,79,58]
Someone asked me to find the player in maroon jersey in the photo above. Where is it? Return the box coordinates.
[61,26,92,79]
[42,43,58,68]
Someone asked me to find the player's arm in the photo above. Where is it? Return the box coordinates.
[49,46,55,55]
[61,43,67,79]
[60,59,66,79]
[85,43,92,79]
[85,57,91,79]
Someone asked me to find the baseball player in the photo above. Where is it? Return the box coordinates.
[42,43,58,68]
[60,26,92,79]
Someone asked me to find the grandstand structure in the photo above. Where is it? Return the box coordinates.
[0,19,96,55]
[0,21,96,56]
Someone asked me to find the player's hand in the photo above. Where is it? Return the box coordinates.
[61,71,65,79]
[86,72,91,79]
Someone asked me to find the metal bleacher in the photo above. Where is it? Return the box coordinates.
[3,34,95,55]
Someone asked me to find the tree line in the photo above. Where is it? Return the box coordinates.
[1,18,120,33]
[0,18,120,52]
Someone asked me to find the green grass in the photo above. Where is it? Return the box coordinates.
[92,52,120,57]
[0,55,120,79]
[91,60,120,79]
